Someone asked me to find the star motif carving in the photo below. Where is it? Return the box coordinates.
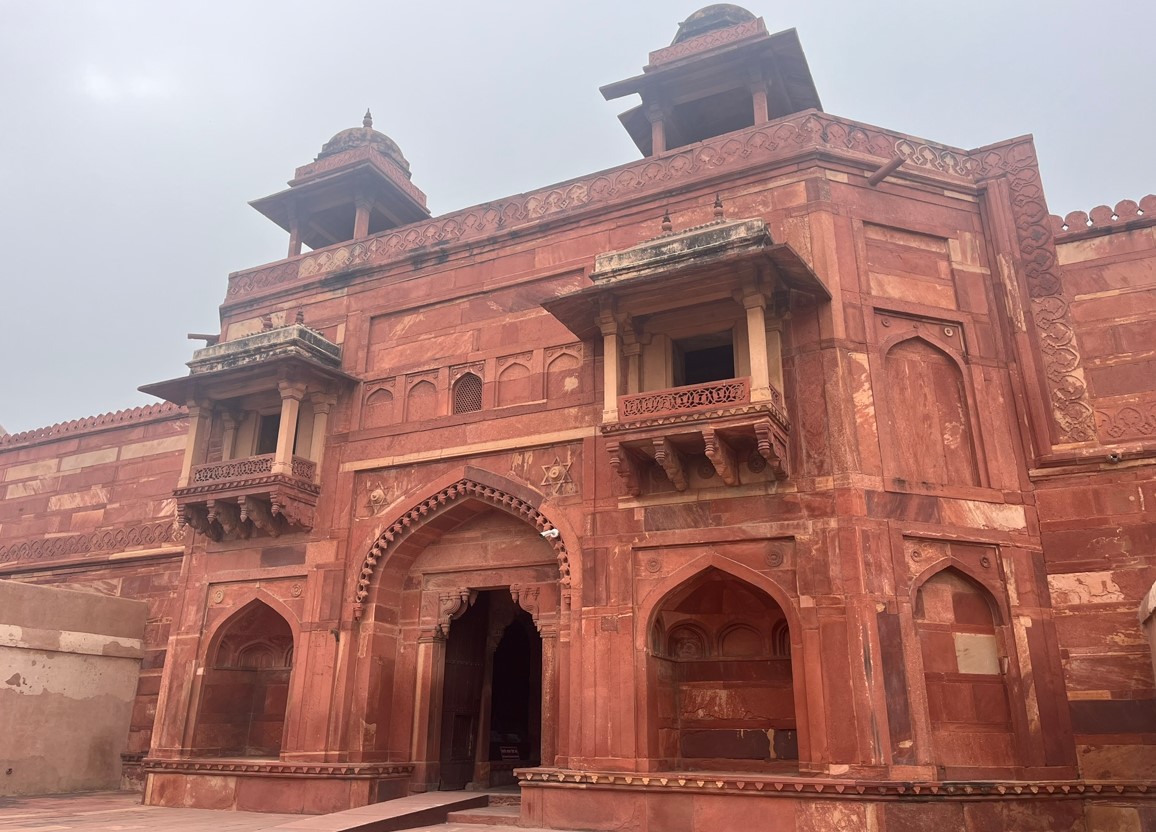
[540,457,575,495]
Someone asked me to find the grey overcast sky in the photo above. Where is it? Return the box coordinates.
[1,1,1153,434]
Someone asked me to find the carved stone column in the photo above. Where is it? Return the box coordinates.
[645,102,667,155]
[287,202,303,257]
[741,288,773,403]
[538,622,559,767]
[177,399,213,488]
[219,409,240,462]
[271,381,307,476]
[410,629,448,792]
[308,392,336,477]
[353,195,372,240]
[599,306,622,423]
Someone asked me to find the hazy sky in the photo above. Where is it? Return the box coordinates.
[2,1,1153,434]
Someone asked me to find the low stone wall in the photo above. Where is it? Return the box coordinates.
[0,580,146,795]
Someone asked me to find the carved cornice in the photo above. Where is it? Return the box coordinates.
[0,521,181,567]
[226,111,976,303]
[602,401,790,435]
[971,139,1097,445]
[354,479,570,619]
[0,403,186,450]
[519,768,1156,801]
[143,758,413,779]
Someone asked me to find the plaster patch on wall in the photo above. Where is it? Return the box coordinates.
[1048,572,1127,607]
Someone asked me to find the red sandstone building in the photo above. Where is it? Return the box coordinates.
[3,7,1156,830]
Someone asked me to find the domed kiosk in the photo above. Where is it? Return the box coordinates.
[250,110,430,257]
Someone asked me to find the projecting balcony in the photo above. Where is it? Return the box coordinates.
[175,454,320,540]
[603,376,790,497]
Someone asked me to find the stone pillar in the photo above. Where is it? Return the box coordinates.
[750,72,770,125]
[767,322,785,392]
[219,410,239,462]
[308,393,335,476]
[271,381,306,476]
[410,631,447,791]
[177,399,213,488]
[645,103,667,155]
[622,328,642,395]
[287,203,303,257]
[741,289,773,403]
[599,309,622,422]
[353,196,372,240]
[539,622,559,767]
[1141,581,1156,688]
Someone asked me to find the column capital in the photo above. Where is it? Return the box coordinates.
[308,392,338,413]
[278,380,309,401]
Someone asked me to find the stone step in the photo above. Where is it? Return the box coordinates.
[445,804,521,826]
[480,789,521,807]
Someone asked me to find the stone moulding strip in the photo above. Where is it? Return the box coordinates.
[225,110,978,303]
[142,758,413,779]
[0,521,182,567]
[516,769,1156,801]
[353,478,570,618]
[0,403,186,450]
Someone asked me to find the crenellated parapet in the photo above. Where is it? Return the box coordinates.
[1050,195,1156,240]
[0,403,186,450]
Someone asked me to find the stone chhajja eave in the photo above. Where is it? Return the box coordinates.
[517,768,1156,801]
[223,109,980,308]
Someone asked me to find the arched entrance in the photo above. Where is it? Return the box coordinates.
[439,590,542,790]
[191,600,294,757]
[648,567,798,771]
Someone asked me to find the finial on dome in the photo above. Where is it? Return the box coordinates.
[363,109,373,129]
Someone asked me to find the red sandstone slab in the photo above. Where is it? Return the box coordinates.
[268,791,487,831]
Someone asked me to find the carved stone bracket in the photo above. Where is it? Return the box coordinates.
[607,440,643,497]
[510,584,542,627]
[241,495,279,537]
[436,589,476,638]
[652,437,688,491]
[207,500,246,539]
[702,427,739,486]
[754,419,789,480]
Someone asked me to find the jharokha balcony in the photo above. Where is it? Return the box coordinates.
[174,453,320,540]
[541,209,828,496]
[141,322,354,540]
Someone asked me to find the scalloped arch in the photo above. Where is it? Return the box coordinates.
[353,478,570,618]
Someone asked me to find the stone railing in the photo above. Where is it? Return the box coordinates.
[190,454,317,484]
[291,456,317,481]
[1050,195,1156,238]
[619,377,751,419]
[190,454,275,483]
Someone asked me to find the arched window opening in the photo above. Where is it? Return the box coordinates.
[192,601,294,758]
[453,372,484,414]
[649,568,796,771]
[915,568,1014,769]
[364,387,394,428]
[884,338,979,487]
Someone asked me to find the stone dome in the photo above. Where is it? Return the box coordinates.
[316,110,411,176]
[672,4,757,44]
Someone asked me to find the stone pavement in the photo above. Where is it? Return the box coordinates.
[0,791,297,831]
[0,791,562,832]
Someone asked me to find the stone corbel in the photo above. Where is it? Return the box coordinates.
[607,440,644,497]
[270,491,314,531]
[702,427,739,486]
[240,495,279,537]
[754,419,790,480]
[510,584,542,627]
[180,503,219,541]
[207,499,245,539]
[652,437,688,491]
[436,589,475,638]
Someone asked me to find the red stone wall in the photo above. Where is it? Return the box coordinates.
[1036,211,1156,778]
[0,405,187,781]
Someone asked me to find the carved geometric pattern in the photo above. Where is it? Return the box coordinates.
[647,18,764,66]
[0,521,181,566]
[192,455,274,483]
[620,378,750,419]
[1050,195,1156,237]
[539,457,575,496]
[353,479,570,618]
[971,139,1097,445]
[227,112,977,301]
[142,758,414,778]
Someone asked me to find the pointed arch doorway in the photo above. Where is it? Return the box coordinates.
[439,589,542,790]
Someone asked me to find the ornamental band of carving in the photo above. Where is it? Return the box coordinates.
[971,140,1097,445]
[0,521,181,566]
[354,479,570,618]
[619,378,750,419]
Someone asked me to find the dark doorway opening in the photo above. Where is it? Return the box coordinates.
[674,331,736,386]
[439,589,542,790]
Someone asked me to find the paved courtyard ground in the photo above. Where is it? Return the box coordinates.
[0,791,297,831]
